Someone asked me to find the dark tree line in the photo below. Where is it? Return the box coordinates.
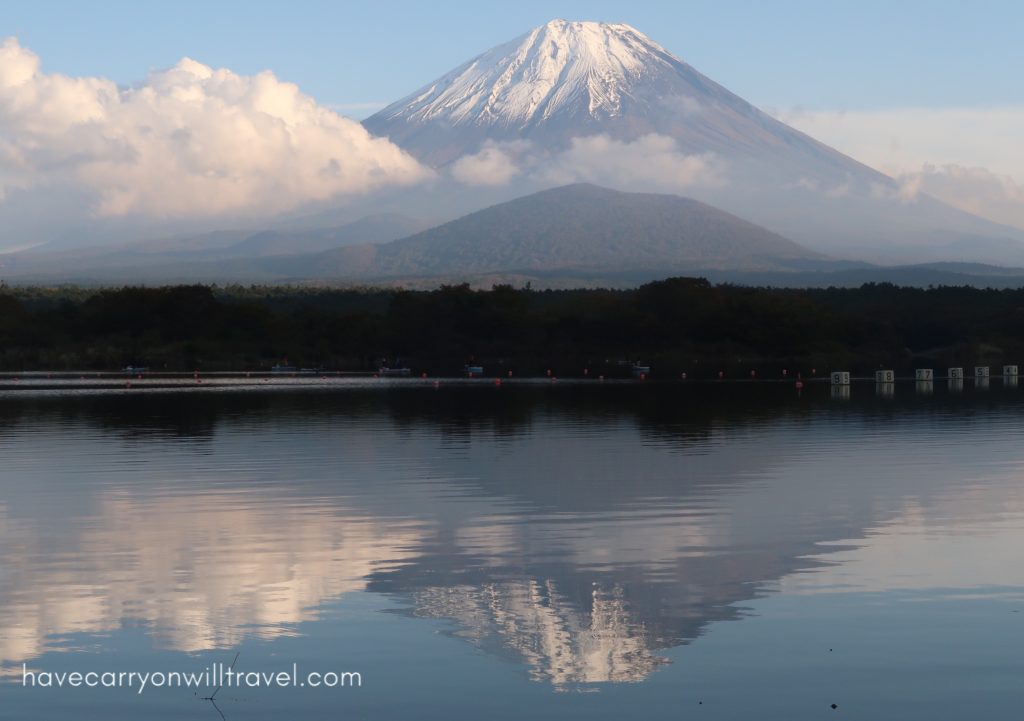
[1,278,1023,375]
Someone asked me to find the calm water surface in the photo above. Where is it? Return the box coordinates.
[2,380,1024,719]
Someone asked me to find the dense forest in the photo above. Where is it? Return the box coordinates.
[1,278,1023,375]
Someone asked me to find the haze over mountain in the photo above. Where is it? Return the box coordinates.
[364,19,1024,264]
[0,213,427,280]
[151,212,428,258]
[8,183,1024,289]
[213,186,1024,289]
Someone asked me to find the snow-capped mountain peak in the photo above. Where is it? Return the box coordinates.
[364,18,845,171]
[374,19,679,128]
[362,19,1024,264]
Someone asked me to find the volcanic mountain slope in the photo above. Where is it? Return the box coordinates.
[337,183,824,279]
[364,19,872,181]
[364,20,1024,263]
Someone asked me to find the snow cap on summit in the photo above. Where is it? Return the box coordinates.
[371,19,681,128]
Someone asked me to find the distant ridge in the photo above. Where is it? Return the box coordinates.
[1,212,428,277]
[8,186,1024,290]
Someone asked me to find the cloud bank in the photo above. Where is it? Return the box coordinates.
[450,134,725,194]
[0,38,430,219]
[776,106,1024,229]
[893,164,1024,230]
[451,140,527,186]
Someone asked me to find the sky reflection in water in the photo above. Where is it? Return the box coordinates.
[2,382,1024,719]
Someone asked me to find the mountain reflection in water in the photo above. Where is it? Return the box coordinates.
[3,382,1024,694]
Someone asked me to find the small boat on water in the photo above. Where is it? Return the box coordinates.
[379,367,411,377]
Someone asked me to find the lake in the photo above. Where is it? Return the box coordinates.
[2,379,1024,719]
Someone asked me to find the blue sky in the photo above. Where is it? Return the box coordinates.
[4,0,1022,115]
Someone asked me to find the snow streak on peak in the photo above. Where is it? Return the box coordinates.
[376,19,682,128]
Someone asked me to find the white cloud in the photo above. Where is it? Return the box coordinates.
[541,134,723,190]
[450,140,526,186]
[894,164,1024,230]
[0,38,431,219]
[451,134,724,193]
[775,106,1024,229]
